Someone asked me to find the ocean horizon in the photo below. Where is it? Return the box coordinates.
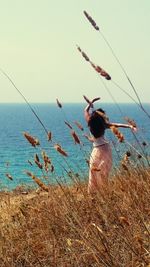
[0,103,150,190]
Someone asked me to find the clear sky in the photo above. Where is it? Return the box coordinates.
[0,0,149,103]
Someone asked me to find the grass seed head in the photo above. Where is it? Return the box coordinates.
[74,121,84,131]
[32,177,49,192]
[95,66,102,73]
[110,126,124,142]
[34,154,43,169]
[77,46,82,52]
[142,141,147,146]
[90,62,111,80]
[35,154,40,163]
[26,171,33,177]
[47,131,52,141]
[26,171,49,192]
[42,151,51,165]
[23,132,40,147]
[65,121,73,129]
[35,160,43,170]
[5,173,13,181]
[28,160,33,166]
[54,144,68,157]
[77,47,90,62]
[97,67,111,80]
[81,51,90,61]
[56,98,62,108]
[41,151,51,171]
[83,10,99,31]
[50,165,54,173]
[71,130,81,144]
[121,162,129,171]
[126,151,131,157]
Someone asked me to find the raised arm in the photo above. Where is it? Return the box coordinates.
[83,96,100,123]
[108,122,136,131]
[84,104,92,123]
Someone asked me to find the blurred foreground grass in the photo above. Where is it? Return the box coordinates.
[0,165,150,267]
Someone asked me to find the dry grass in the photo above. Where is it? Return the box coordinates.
[0,164,149,267]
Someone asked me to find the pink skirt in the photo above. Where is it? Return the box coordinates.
[88,143,112,193]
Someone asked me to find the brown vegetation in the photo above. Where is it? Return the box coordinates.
[0,165,149,267]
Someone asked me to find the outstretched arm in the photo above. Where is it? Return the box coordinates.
[108,122,137,131]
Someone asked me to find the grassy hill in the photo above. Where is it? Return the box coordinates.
[0,165,149,267]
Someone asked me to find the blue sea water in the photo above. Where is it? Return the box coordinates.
[0,103,150,190]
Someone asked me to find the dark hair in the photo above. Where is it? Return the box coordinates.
[88,108,108,138]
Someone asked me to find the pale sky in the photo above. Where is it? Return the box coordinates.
[0,0,149,103]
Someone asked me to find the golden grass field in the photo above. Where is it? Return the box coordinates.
[0,163,149,267]
[0,7,150,266]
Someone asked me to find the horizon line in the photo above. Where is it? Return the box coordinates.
[0,102,149,105]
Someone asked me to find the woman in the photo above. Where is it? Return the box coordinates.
[84,97,136,193]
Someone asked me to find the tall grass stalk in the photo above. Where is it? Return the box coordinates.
[83,11,150,120]
[0,68,49,135]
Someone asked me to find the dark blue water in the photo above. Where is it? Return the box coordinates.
[0,103,150,190]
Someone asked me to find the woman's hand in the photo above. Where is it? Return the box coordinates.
[130,125,137,132]
[83,95,100,108]
[91,97,101,104]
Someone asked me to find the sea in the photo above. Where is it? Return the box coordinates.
[0,103,150,190]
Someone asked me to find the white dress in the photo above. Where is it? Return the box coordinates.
[88,136,112,193]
